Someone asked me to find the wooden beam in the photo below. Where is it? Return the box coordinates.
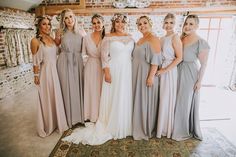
[35,5,236,16]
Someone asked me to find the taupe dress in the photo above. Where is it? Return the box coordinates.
[57,30,84,128]
[33,42,68,137]
[82,33,103,122]
[132,42,162,140]
[172,38,210,141]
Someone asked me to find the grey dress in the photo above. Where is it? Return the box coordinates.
[57,30,84,128]
[172,38,210,141]
[132,42,162,140]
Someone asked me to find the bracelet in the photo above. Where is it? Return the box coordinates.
[34,73,39,77]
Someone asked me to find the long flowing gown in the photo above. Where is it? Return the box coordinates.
[82,33,103,122]
[62,36,134,145]
[33,42,68,137]
[132,42,162,140]
[172,38,210,141]
[57,30,84,128]
[156,34,178,138]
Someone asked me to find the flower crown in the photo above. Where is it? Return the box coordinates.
[111,13,129,23]
[34,15,52,26]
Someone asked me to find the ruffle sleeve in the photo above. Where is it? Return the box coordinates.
[198,38,210,54]
[32,44,43,67]
[145,43,162,66]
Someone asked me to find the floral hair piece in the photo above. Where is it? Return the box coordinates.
[111,13,129,23]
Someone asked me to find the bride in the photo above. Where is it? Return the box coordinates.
[63,13,134,145]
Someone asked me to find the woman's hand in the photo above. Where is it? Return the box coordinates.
[194,81,201,91]
[55,29,62,39]
[104,72,112,83]
[156,68,167,76]
[146,76,154,87]
[34,76,40,85]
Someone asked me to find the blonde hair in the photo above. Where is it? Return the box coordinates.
[59,9,80,34]
[164,13,176,21]
[181,14,199,39]
[136,15,153,27]
[110,13,128,33]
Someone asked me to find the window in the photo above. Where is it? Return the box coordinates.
[198,16,233,87]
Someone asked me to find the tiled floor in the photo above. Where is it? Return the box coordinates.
[0,86,235,157]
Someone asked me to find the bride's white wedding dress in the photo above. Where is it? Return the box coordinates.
[62,36,134,145]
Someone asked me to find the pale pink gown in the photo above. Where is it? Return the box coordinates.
[33,42,68,137]
[82,33,103,122]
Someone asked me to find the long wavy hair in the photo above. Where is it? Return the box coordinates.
[91,14,105,39]
[59,9,80,34]
[181,14,199,39]
[35,15,52,45]
[110,13,128,33]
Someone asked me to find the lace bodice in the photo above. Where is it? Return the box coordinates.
[101,36,134,68]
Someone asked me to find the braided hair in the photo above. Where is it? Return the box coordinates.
[34,15,52,45]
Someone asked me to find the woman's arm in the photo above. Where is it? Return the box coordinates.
[54,29,62,46]
[146,36,160,87]
[147,65,158,87]
[157,34,182,75]
[101,37,112,83]
[31,38,40,85]
[194,49,209,90]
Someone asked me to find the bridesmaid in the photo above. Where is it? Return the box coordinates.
[55,9,85,128]
[82,14,105,122]
[31,15,68,137]
[172,14,210,141]
[132,16,162,140]
[156,13,182,138]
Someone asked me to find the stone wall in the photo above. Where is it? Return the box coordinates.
[0,64,33,100]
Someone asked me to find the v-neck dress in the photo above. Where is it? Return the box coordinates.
[82,33,103,122]
[172,38,210,141]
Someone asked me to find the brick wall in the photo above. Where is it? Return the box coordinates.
[0,32,6,69]
[72,14,184,40]
[0,8,35,100]
[84,0,236,8]
[0,64,33,100]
